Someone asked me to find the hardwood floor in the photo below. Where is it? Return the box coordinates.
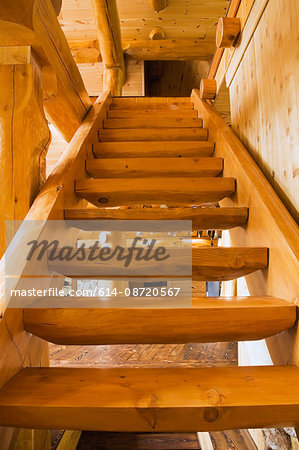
[77,432,200,449]
[50,341,238,449]
[49,342,237,368]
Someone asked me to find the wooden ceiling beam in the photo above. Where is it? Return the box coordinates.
[90,0,125,95]
[147,0,170,12]
[123,38,215,60]
[68,38,215,63]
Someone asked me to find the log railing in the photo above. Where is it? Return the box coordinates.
[0,91,111,448]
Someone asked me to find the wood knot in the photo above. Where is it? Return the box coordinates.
[204,407,219,423]
[206,389,222,406]
[98,197,108,204]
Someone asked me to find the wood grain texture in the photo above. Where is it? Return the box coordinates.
[75,177,235,207]
[86,157,223,178]
[192,247,268,281]
[92,141,214,158]
[0,53,50,257]
[122,38,215,60]
[0,366,298,431]
[98,128,208,142]
[192,90,299,365]
[0,0,91,140]
[77,431,200,449]
[103,117,203,129]
[90,0,125,94]
[46,246,266,280]
[60,0,229,41]
[110,97,193,110]
[229,0,299,221]
[107,109,199,119]
[64,206,248,229]
[23,297,296,345]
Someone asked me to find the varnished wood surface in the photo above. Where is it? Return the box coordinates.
[192,90,299,365]
[110,98,193,110]
[0,366,299,431]
[86,157,223,178]
[122,38,215,60]
[103,117,203,129]
[99,127,208,142]
[192,247,268,281]
[23,297,296,345]
[75,177,235,207]
[107,109,199,119]
[92,141,214,158]
[77,432,200,449]
[47,246,267,280]
[64,206,248,230]
[49,342,237,369]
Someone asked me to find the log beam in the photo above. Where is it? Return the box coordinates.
[216,17,241,48]
[68,38,216,63]
[90,0,125,95]
[147,0,170,12]
[123,38,215,60]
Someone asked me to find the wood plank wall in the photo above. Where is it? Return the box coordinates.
[228,0,299,222]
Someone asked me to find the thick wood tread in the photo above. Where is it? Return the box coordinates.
[103,118,203,129]
[0,366,298,431]
[64,207,248,230]
[107,109,199,119]
[23,297,296,345]
[46,247,267,280]
[85,157,223,178]
[92,141,214,158]
[192,246,268,281]
[99,128,208,142]
[75,177,235,207]
[111,98,193,110]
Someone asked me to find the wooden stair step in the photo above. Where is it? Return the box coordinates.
[47,246,267,280]
[99,128,208,142]
[64,207,248,230]
[23,297,296,345]
[75,177,235,207]
[192,247,268,281]
[0,366,298,431]
[86,157,223,178]
[103,118,203,129]
[111,98,194,110]
[92,141,214,158]
[107,109,199,119]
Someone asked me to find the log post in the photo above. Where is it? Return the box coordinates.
[200,78,217,100]
[216,17,241,48]
[0,46,51,256]
[0,0,92,141]
[147,0,170,12]
[90,0,125,95]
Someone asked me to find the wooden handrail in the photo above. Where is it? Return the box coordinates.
[0,91,111,316]
[192,89,299,365]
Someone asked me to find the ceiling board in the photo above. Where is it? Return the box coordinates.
[60,0,229,40]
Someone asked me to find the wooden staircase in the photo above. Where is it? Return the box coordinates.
[0,94,298,432]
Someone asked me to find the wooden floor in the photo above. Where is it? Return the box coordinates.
[50,341,239,449]
[77,432,200,449]
[49,342,237,368]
